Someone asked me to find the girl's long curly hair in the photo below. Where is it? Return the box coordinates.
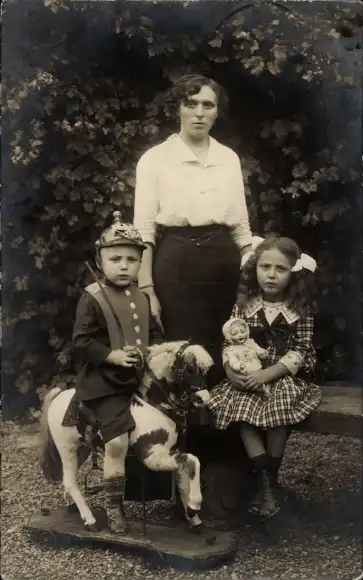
[237,235,318,317]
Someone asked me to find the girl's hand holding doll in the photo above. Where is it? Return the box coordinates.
[225,362,262,392]
[242,369,269,390]
[224,362,248,389]
[243,362,290,390]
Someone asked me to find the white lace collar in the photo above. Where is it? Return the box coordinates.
[244,295,299,324]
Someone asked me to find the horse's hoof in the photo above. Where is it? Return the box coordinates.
[84,522,100,533]
[67,503,79,514]
[190,522,205,535]
[190,523,217,545]
[108,523,130,535]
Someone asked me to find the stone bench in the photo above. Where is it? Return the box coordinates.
[295,383,362,439]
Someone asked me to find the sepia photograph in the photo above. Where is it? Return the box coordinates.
[2,0,362,579]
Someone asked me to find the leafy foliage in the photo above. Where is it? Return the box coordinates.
[2,0,362,416]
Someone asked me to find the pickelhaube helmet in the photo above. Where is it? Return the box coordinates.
[96,211,147,251]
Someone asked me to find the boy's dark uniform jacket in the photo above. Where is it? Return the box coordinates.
[73,282,162,401]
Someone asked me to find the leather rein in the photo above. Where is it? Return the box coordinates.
[140,341,194,424]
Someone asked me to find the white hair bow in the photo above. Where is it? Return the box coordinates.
[240,236,317,273]
[291,253,317,273]
[240,236,265,269]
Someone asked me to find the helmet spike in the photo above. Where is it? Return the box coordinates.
[112,210,123,224]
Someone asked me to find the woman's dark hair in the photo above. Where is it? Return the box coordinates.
[168,74,229,118]
[237,234,317,316]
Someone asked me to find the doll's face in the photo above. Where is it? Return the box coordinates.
[229,321,248,344]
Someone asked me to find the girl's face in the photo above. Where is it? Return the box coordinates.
[99,245,142,287]
[230,322,248,344]
[256,248,293,301]
[179,85,218,140]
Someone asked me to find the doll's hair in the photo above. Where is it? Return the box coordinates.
[222,317,249,342]
[237,235,317,316]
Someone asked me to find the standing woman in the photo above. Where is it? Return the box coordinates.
[134,74,252,386]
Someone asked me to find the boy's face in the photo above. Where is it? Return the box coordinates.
[99,245,142,287]
[230,321,248,344]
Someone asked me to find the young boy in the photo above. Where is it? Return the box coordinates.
[72,211,162,534]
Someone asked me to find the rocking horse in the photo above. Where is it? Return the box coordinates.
[39,340,213,533]
[28,340,238,568]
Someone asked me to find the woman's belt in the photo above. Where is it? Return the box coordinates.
[159,224,230,244]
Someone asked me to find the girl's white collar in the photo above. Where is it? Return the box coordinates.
[245,296,299,323]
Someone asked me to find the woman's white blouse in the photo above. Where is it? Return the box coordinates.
[133,134,252,250]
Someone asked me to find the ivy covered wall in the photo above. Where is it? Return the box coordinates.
[2,0,362,417]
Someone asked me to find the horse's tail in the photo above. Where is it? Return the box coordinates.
[39,387,63,482]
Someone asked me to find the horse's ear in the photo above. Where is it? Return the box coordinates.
[188,345,214,372]
[184,350,197,366]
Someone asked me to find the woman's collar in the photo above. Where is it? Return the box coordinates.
[245,295,299,323]
[170,133,222,166]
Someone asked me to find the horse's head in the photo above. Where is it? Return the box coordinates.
[145,341,213,407]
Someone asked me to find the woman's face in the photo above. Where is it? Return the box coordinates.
[179,85,218,139]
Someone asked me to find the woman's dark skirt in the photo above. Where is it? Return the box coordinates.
[153,225,241,387]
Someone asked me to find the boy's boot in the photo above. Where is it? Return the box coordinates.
[248,454,280,520]
[104,476,129,534]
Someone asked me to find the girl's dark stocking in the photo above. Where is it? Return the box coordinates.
[240,424,279,519]
[249,453,280,519]
[239,423,266,458]
[266,426,292,484]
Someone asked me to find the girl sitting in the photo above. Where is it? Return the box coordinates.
[207,235,322,520]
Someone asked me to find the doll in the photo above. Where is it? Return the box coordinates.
[222,317,271,398]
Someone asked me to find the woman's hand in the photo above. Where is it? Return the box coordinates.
[143,287,164,333]
[106,347,141,368]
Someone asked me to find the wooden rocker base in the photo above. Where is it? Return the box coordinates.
[26,507,238,570]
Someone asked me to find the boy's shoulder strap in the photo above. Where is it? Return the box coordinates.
[84,282,150,352]
[84,281,124,349]
[85,281,103,296]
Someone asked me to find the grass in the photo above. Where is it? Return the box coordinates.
[1,420,362,580]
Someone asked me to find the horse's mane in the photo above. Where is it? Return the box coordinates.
[145,341,213,381]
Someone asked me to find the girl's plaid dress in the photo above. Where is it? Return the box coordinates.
[207,296,322,429]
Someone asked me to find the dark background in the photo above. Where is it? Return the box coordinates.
[2,0,362,417]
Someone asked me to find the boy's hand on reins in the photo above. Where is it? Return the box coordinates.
[106,348,141,368]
